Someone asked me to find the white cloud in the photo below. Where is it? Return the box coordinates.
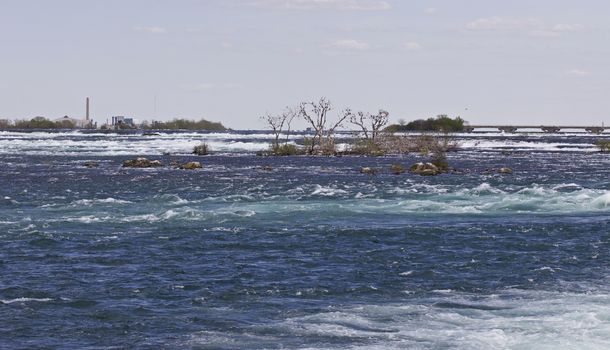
[466,17,541,31]
[565,69,590,77]
[531,23,582,38]
[133,26,167,34]
[328,39,370,50]
[552,23,582,32]
[251,0,390,10]
[465,16,582,38]
[424,7,436,15]
[404,41,422,51]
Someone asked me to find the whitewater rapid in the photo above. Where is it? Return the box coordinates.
[0,130,604,155]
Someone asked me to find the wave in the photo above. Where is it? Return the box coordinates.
[311,185,349,197]
[72,198,132,206]
[186,288,610,349]
[17,183,609,227]
[0,297,53,304]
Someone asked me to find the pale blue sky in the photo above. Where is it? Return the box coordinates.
[0,0,608,128]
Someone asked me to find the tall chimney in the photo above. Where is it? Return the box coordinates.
[86,97,90,121]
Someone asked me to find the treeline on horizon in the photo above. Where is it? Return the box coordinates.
[1,114,466,133]
[384,115,466,133]
[142,118,225,131]
[0,117,226,131]
[0,117,78,129]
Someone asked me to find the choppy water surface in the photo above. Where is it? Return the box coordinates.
[1,130,610,349]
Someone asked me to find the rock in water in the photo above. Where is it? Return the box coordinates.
[360,167,378,175]
[180,161,202,170]
[122,158,163,168]
[498,167,513,174]
[390,164,405,175]
[83,161,99,168]
[409,162,440,176]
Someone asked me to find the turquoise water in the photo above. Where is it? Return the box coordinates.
[1,131,610,349]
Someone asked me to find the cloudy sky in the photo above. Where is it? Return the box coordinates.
[0,0,608,128]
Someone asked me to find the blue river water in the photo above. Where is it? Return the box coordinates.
[1,131,610,349]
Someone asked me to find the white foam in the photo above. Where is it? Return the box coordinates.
[468,182,506,195]
[592,193,610,208]
[72,198,132,205]
[311,185,348,197]
[255,289,610,349]
[0,130,603,155]
[0,297,53,304]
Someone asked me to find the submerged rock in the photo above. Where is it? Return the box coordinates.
[122,157,163,168]
[485,167,513,174]
[360,167,378,175]
[180,161,202,170]
[260,165,273,171]
[409,162,440,176]
[390,164,405,175]
[83,161,99,168]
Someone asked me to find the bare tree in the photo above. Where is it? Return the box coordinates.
[348,109,390,141]
[299,97,332,154]
[282,107,296,145]
[299,97,349,154]
[261,107,296,150]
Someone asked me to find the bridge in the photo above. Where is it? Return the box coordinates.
[465,125,606,134]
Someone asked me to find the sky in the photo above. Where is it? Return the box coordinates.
[0,0,609,129]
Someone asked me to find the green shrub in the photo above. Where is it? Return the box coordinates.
[193,143,210,155]
[431,152,449,171]
[347,139,385,156]
[596,139,610,152]
[271,143,301,156]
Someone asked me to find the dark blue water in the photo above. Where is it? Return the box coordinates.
[1,132,610,349]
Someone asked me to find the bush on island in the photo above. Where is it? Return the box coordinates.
[595,140,610,152]
[193,143,210,155]
[347,139,385,156]
[271,143,301,156]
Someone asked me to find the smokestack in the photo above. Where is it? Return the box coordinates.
[86,97,90,121]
